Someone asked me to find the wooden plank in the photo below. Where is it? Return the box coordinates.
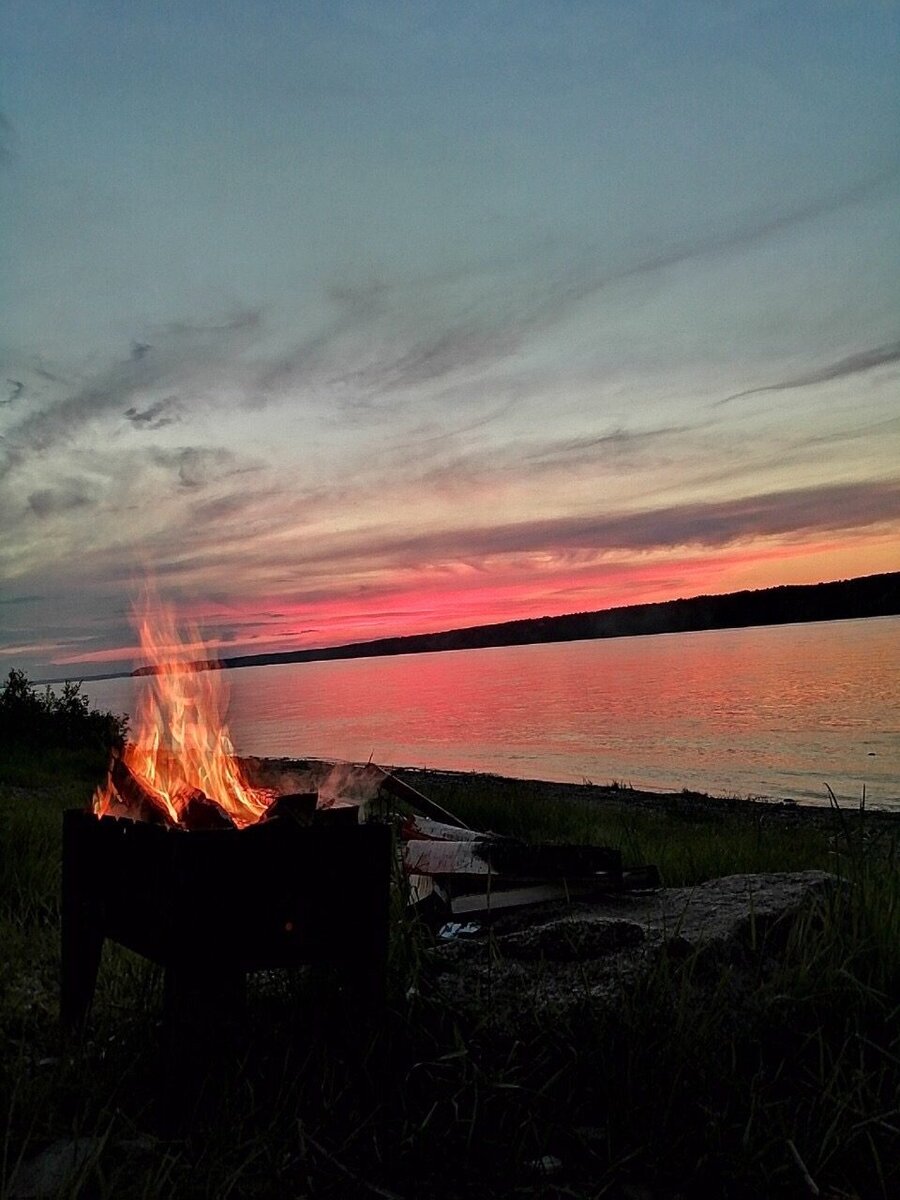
[402,839,624,882]
[452,884,574,917]
[403,814,487,841]
[402,840,492,876]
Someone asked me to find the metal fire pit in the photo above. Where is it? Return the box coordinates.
[61,809,392,1029]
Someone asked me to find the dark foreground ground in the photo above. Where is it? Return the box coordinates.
[1,755,898,1199]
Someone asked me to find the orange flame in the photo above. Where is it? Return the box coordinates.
[93,598,273,827]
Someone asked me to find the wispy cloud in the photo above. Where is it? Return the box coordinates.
[333,320,520,402]
[539,166,900,324]
[715,339,900,408]
[50,473,893,609]
[0,310,261,478]
[277,167,900,418]
[524,425,694,467]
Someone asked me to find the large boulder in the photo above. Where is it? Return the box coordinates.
[430,871,841,1022]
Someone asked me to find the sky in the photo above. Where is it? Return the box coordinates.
[1,0,898,679]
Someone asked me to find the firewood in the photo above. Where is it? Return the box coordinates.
[377,772,469,829]
[402,839,492,876]
[312,803,359,827]
[177,789,236,831]
[261,791,318,827]
[110,757,175,826]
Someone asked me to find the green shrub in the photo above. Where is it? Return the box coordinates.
[0,669,126,752]
[0,670,127,783]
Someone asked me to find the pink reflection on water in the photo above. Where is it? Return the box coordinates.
[88,618,900,808]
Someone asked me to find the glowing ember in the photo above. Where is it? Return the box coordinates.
[93,599,274,828]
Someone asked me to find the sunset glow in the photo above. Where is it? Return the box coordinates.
[1,3,898,677]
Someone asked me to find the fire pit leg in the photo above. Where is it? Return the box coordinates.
[61,811,105,1030]
[60,907,104,1030]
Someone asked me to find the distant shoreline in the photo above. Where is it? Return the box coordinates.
[41,570,899,684]
[241,756,900,817]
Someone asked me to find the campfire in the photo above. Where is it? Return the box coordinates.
[61,599,401,1033]
[93,600,276,831]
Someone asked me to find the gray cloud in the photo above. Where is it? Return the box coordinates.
[312,477,900,570]
[384,420,701,498]
[0,310,262,479]
[108,474,897,598]
[715,339,900,408]
[482,167,900,348]
[257,283,388,394]
[27,484,96,518]
[123,397,182,429]
[147,446,241,490]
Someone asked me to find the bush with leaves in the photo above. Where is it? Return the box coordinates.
[0,669,127,756]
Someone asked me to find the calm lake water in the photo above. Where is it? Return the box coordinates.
[84,616,900,810]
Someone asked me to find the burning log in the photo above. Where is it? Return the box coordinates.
[105,759,238,831]
[176,789,237,832]
[108,757,175,826]
[261,791,318,827]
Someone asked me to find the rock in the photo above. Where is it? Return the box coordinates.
[497,917,645,962]
[430,871,841,1023]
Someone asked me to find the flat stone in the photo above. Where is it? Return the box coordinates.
[430,871,841,1022]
